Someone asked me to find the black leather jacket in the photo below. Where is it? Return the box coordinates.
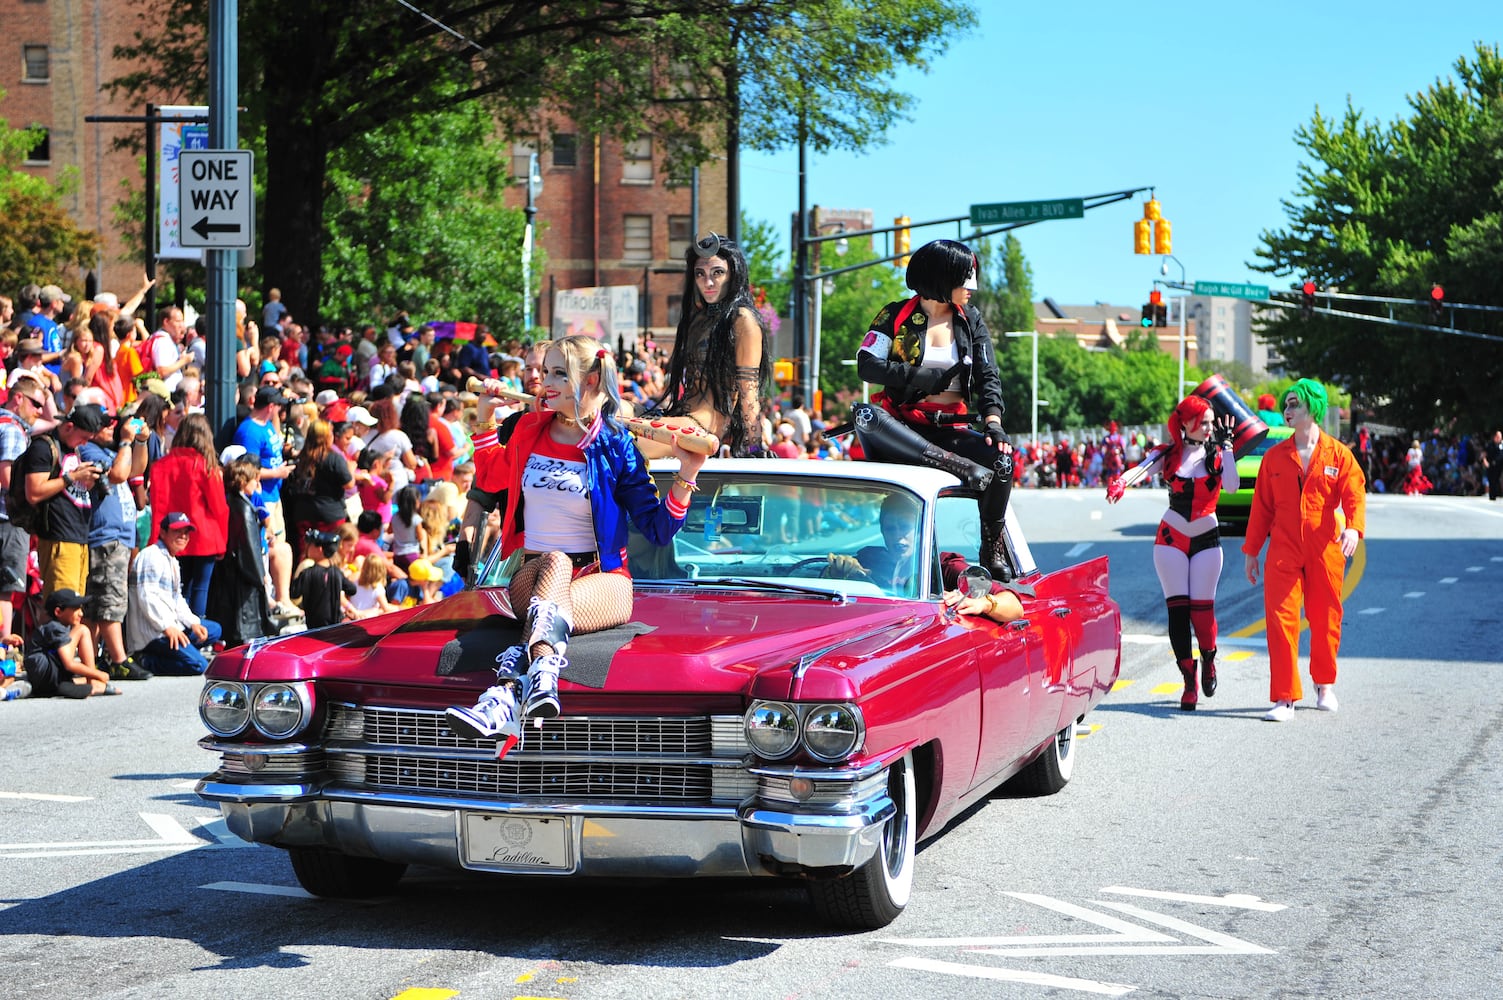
[855,297,1006,424]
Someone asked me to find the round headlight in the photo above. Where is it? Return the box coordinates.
[201,682,251,737]
[251,683,307,739]
[745,701,799,759]
[803,703,863,762]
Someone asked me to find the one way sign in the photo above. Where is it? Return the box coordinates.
[178,149,254,250]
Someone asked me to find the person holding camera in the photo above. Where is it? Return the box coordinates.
[21,403,112,599]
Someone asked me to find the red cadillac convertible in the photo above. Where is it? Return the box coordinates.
[196,460,1120,929]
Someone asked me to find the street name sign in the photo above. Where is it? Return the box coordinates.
[970,198,1085,225]
[1192,280,1270,300]
[178,149,254,249]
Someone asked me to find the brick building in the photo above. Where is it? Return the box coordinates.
[1,0,153,295]
[504,132,728,347]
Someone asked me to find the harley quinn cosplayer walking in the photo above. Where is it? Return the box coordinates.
[1107,395,1238,709]
[446,336,706,745]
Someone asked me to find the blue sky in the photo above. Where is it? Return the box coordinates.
[739,1,1498,310]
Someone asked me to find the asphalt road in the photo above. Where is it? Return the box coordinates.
[2,488,1501,999]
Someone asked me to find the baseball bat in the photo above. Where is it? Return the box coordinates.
[466,378,718,455]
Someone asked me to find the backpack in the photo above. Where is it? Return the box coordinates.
[7,429,57,535]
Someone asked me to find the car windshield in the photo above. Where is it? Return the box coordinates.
[477,473,927,599]
[1247,428,1293,459]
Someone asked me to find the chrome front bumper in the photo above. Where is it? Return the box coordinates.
[197,777,896,879]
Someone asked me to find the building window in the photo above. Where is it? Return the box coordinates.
[623,214,652,261]
[622,137,652,183]
[668,216,693,259]
[24,127,49,164]
[666,295,683,327]
[22,45,49,82]
[552,132,577,168]
[511,139,537,185]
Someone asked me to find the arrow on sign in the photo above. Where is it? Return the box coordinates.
[191,217,243,240]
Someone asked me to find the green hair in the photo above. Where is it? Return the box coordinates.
[1286,378,1328,424]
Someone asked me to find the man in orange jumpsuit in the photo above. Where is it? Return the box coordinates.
[1243,379,1365,722]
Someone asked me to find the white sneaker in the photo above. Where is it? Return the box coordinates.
[1316,685,1339,713]
[1263,701,1296,723]
[445,684,522,741]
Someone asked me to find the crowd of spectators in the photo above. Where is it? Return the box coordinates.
[1,277,1495,703]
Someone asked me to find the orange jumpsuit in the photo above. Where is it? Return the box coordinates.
[1242,432,1366,703]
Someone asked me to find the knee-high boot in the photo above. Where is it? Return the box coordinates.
[978,451,1017,581]
[851,403,993,492]
[1200,647,1218,698]
[1177,657,1198,710]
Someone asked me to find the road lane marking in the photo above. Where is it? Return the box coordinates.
[1358,607,1385,615]
[1223,651,1252,662]
[1099,887,1286,911]
[1089,900,1274,954]
[1150,683,1181,695]
[0,791,92,803]
[890,957,1134,996]
[1065,543,1094,558]
[1089,510,1103,520]
[390,990,459,1000]
[1405,592,1424,598]
[1121,634,1166,645]
[1440,577,1457,584]
[1230,538,1366,640]
[891,893,1176,948]
[1466,566,1483,572]
[1110,679,1135,691]
[0,813,201,858]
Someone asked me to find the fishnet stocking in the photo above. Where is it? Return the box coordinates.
[509,551,633,657]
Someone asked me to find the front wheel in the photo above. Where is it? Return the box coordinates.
[287,846,407,898]
[1008,721,1077,796]
[809,752,916,929]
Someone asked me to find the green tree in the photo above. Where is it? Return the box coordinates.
[108,0,976,325]
[739,213,790,322]
[321,100,532,331]
[1252,43,1503,430]
[0,100,101,294]
[972,233,1036,335]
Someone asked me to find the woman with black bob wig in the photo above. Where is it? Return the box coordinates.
[851,239,1019,581]
[641,232,769,457]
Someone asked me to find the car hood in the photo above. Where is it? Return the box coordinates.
[217,586,922,703]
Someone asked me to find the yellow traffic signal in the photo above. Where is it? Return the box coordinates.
[1133,218,1152,255]
[773,358,795,385]
[1143,198,1162,222]
[1154,218,1172,255]
[894,215,911,267]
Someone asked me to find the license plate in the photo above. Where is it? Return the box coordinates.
[460,813,575,873]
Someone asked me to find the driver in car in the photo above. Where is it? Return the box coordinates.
[825,494,1024,622]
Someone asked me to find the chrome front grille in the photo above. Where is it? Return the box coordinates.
[323,704,751,804]
[366,756,711,800]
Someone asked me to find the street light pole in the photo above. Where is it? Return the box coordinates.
[522,152,540,333]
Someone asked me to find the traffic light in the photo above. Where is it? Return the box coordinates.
[894,216,911,267]
[1155,301,1169,327]
[1429,285,1444,323]
[1300,280,1316,320]
[1153,217,1172,255]
[773,358,795,385]
[1142,289,1162,328]
[1140,302,1154,328]
[1133,218,1151,255]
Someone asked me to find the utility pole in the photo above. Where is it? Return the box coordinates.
[205,0,239,438]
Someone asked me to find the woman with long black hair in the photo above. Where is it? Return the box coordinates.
[640,233,770,457]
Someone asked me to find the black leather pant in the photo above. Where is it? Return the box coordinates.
[850,402,1014,525]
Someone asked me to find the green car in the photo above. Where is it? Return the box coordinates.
[1218,425,1294,534]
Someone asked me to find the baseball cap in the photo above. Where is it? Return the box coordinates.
[39,284,71,305]
[315,389,339,406]
[220,444,248,465]
[159,511,196,533]
[324,399,349,423]
[259,359,279,376]
[64,403,112,433]
[45,588,89,611]
[346,405,378,426]
[93,292,121,310]
[254,385,287,408]
[16,338,44,357]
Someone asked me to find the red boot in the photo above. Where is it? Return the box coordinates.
[1177,658,1198,711]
